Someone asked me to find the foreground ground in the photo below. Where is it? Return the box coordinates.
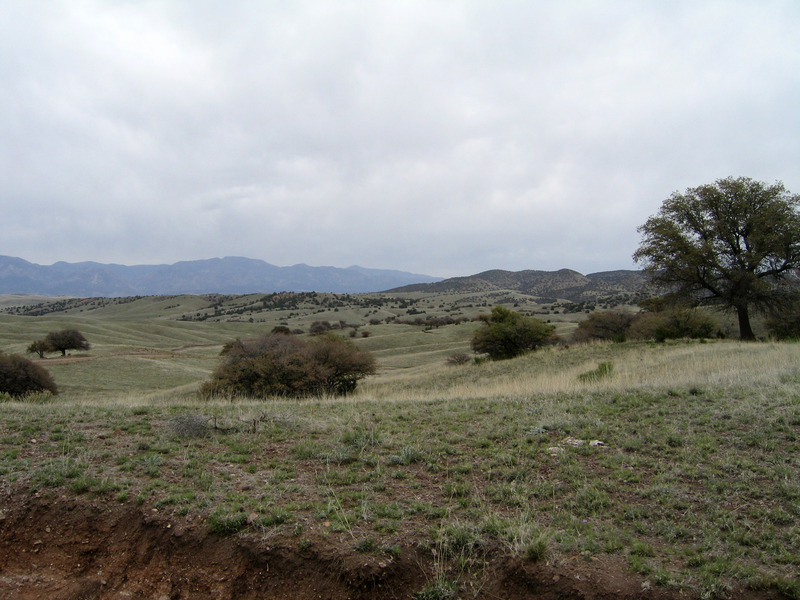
[1,341,800,599]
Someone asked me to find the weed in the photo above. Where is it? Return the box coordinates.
[207,510,249,536]
[387,445,424,466]
[355,537,378,553]
[578,361,614,383]
[573,485,610,514]
[414,578,457,600]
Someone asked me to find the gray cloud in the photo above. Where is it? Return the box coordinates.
[2,1,799,277]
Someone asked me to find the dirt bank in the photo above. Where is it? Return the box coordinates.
[0,494,789,600]
[0,494,662,600]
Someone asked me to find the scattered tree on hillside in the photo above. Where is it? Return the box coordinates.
[0,352,58,397]
[201,332,376,398]
[634,177,800,340]
[471,306,555,360]
[309,321,334,335]
[27,339,54,359]
[44,329,90,356]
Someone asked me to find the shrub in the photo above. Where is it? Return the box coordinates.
[0,352,59,397]
[765,296,800,339]
[309,321,333,335]
[471,306,555,360]
[200,332,376,399]
[571,311,636,343]
[628,308,716,342]
[570,307,718,344]
[446,352,471,366]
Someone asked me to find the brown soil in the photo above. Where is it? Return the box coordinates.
[0,493,723,600]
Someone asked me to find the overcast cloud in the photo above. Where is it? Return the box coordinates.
[1,1,798,277]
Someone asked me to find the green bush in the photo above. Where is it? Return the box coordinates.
[0,352,59,397]
[765,296,800,339]
[628,309,716,342]
[571,311,636,343]
[200,332,376,398]
[570,307,718,344]
[471,306,555,360]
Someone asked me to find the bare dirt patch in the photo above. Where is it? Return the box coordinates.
[0,493,696,600]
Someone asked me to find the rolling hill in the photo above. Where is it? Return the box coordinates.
[389,268,652,302]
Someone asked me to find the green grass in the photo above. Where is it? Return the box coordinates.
[1,294,800,597]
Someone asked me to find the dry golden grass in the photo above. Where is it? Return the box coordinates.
[356,339,800,402]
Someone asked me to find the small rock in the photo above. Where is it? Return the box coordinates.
[562,437,586,446]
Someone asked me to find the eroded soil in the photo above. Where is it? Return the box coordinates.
[0,493,692,600]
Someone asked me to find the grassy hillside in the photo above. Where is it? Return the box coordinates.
[0,294,798,598]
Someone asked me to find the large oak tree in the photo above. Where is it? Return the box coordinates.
[633,176,800,340]
[44,329,90,356]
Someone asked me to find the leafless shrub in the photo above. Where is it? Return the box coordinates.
[446,352,471,366]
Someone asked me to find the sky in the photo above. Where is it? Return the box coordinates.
[1,1,799,278]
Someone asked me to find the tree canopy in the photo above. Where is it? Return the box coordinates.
[633,176,800,340]
[44,329,90,356]
[471,306,554,360]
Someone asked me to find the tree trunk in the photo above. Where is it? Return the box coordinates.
[736,304,756,341]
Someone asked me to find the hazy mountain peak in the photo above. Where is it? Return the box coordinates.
[0,255,441,296]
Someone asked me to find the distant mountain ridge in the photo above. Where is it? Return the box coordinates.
[389,268,651,302]
[0,256,442,296]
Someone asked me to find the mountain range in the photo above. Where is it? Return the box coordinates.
[0,256,442,296]
[0,256,650,301]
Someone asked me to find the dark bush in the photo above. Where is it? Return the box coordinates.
[471,306,555,360]
[200,332,376,398]
[309,321,333,335]
[765,296,800,339]
[0,352,59,397]
[628,308,716,342]
[570,311,636,343]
